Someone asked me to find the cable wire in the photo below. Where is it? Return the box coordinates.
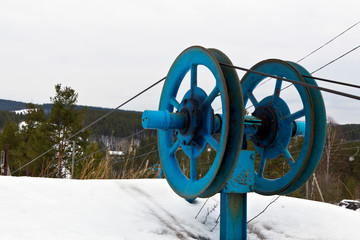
[220,62,360,101]
[74,129,148,164]
[279,44,360,93]
[247,195,281,223]
[68,77,165,141]
[302,74,360,89]
[11,77,166,175]
[112,148,159,163]
[256,21,360,89]
[297,21,360,63]
[311,44,360,74]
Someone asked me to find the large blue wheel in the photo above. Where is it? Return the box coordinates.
[157,46,244,199]
[241,59,326,195]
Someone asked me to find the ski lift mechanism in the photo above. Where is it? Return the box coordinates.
[142,46,326,239]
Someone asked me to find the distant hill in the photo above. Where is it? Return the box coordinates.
[0,99,27,111]
[336,124,360,141]
[0,98,116,112]
[0,98,359,141]
[0,98,150,140]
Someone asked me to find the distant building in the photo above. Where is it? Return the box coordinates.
[109,151,124,156]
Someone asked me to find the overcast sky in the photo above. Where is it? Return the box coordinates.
[1,0,359,124]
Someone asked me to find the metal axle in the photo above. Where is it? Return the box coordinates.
[142,110,306,136]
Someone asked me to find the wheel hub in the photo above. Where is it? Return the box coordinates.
[252,106,277,148]
[176,87,214,157]
[250,96,292,159]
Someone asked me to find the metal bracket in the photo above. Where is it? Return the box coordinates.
[223,150,255,194]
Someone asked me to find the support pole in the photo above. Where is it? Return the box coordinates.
[4,144,9,176]
[313,173,325,202]
[71,141,76,179]
[306,180,309,199]
[220,192,247,240]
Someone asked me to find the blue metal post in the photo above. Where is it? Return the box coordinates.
[220,150,254,240]
[220,192,247,240]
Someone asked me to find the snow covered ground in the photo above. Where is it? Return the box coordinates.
[0,176,359,240]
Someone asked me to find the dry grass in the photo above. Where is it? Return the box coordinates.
[79,155,113,179]
[79,149,153,180]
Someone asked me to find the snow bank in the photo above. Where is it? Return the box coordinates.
[0,176,358,240]
[13,109,28,115]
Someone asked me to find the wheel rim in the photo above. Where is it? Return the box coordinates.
[241,59,325,195]
[158,46,244,199]
[282,61,326,194]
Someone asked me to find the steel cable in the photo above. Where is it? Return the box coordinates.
[256,21,360,89]
[220,62,360,101]
[12,77,166,175]
[279,44,360,93]
[296,21,360,63]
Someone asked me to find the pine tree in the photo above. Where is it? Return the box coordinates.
[19,103,51,176]
[0,120,22,174]
[48,84,89,178]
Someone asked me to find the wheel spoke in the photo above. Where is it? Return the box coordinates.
[201,86,219,109]
[169,139,180,156]
[204,134,220,152]
[190,151,197,181]
[170,97,180,110]
[190,64,198,93]
[273,79,282,101]
[283,148,295,167]
[286,109,305,121]
[258,150,267,177]
[248,92,259,108]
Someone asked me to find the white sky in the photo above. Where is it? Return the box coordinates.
[1,0,359,124]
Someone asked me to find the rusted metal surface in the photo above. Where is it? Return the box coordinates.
[223,151,255,194]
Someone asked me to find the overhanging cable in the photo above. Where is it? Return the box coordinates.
[112,148,159,163]
[73,129,151,165]
[68,77,166,141]
[12,77,166,175]
[256,21,360,89]
[311,44,360,74]
[279,44,360,93]
[302,74,360,89]
[297,20,360,62]
[219,62,360,101]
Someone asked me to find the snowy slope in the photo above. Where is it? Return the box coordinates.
[0,176,359,240]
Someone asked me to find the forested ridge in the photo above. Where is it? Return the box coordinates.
[2,98,360,141]
[0,99,147,139]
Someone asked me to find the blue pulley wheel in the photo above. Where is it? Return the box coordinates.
[143,46,244,199]
[241,59,326,195]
